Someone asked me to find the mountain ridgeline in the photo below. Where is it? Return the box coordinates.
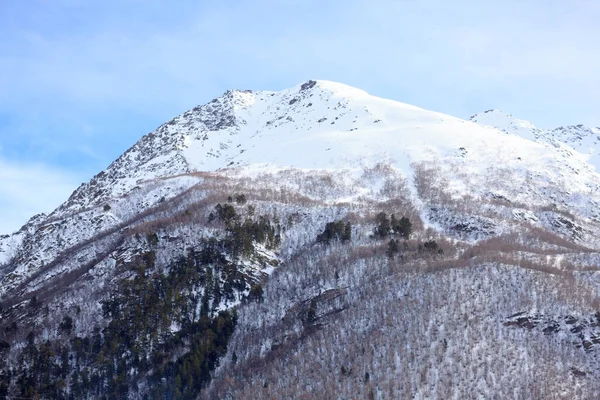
[1,80,600,399]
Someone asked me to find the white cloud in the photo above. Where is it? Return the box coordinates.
[0,158,81,234]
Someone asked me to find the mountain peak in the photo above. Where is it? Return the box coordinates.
[47,80,599,220]
[295,79,369,97]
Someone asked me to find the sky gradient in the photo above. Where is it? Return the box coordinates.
[1,0,599,234]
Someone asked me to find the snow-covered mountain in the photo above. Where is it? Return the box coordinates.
[1,80,600,399]
[42,80,600,231]
[3,80,599,293]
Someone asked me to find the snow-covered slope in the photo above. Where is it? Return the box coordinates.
[471,109,600,172]
[469,109,545,142]
[550,124,600,169]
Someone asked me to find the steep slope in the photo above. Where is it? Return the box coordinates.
[1,80,600,399]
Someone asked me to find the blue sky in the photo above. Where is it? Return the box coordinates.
[1,0,599,234]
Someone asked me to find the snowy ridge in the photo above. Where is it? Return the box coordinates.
[469,109,544,142]
[471,109,600,171]
[550,124,600,169]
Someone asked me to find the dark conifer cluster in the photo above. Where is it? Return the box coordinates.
[316,220,352,244]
